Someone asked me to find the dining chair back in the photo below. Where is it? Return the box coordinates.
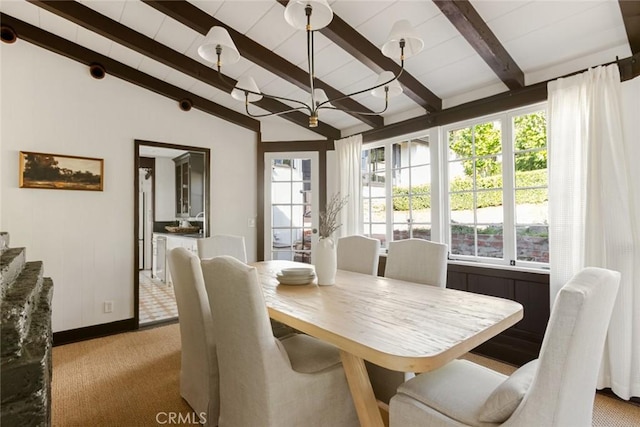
[337,235,380,275]
[197,234,247,262]
[389,267,621,427]
[369,239,448,402]
[167,247,219,426]
[201,256,359,427]
[384,238,448,287]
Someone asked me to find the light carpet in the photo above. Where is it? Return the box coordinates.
[53,324,640,426]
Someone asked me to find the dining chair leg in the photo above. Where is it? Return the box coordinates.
[340,350,386,427]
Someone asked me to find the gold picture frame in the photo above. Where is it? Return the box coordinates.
[19,151,104,191]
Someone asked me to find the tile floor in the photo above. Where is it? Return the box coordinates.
[139,270,178,325]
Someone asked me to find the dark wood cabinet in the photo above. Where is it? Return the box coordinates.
[173,152,204,218]
[451,265,550,366]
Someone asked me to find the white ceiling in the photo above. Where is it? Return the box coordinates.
[0,0,632,137]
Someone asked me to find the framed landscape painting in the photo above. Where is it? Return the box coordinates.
[19,151,104,191]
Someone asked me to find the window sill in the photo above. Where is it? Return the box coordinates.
[379,252,549,275]
[447,259,550,275]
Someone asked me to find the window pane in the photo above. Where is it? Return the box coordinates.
[513,110,548,265]
[363,199,371,223]
[272,205,291,227]
[392,167,410,187]
[393,222,409,240]
[363,147,385,174]
[474,121,502,156]
[272,250,292,260]
[411,138,430,165]
[477,225,503,258]
[413,207,432,222]
[450,192,474,220]
[476,191,503,223]
[271,161,291,181]
[514,150,547,176]
[369,223,387,248]
[412,225,431,240]
[451,224,475,256]
[370,198,386,222]
[513,111,547,153]
[515,189,548,225]
[291,205,305,227]
[272,182,291,203]
[392,198,411,222]
[410,165,430,187]
[272,229,292,248]
[449,161,471,191]
[448,127,472,161]
[514,159,547,188]
[517,225,549,262]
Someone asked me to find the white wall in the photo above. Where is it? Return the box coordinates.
[0,41,258,332]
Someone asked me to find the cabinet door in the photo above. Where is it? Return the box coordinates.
[188,154,205,217]
[175,162,189,217]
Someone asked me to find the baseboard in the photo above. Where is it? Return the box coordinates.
[53,318,136,346]
[597,388,640,406]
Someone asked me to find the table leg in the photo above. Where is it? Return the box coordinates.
[340,350,386,427]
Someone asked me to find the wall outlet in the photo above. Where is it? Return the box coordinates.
[103,301,113,313]
[248,217,256,228]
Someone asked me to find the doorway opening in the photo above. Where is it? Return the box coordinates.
[134,140,210,327]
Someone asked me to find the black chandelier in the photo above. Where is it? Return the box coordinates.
[198,0,424,127]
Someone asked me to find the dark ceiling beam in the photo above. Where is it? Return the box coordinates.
[144,0,383,129]
[362,52,640,143]
[432,0,524,90]
[276,0,442,113]
[0,13,259,132]
[29,0,340,140]
[619,0,640,54]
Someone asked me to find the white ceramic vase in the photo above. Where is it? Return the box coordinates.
[315,237,337,286]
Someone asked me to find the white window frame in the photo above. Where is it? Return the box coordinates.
[440,102,548,270]
[362,128,441,250]
[359,103,548,271]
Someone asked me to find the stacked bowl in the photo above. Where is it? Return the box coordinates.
[276,267,316,285]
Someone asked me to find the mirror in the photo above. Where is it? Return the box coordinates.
[134,139,210,327]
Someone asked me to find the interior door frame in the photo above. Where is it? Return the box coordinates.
[257,139,333,261]
[133,139,211,328]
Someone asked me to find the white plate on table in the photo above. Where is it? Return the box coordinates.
[276,273,315,286]
[280,267,315,277]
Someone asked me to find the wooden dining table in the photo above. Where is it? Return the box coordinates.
[253,260,524,427]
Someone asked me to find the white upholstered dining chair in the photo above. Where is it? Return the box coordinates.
[197,234,247,262]
[384,238,448,287]
[337,235,380,275]
[201,256,359,427]
[389,267,621,427]
[167,247,219,426]
[369,238,449,403]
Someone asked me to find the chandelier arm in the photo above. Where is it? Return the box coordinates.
[217,63,310,109]
[243,101,310,118]
[253,91,313,109]
[316,62,405,110]
[318,91,390,116]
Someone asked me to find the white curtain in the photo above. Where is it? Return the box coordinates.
[548,65,640,399]
[334,134,362,237]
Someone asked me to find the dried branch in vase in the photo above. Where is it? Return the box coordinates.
[319,193,349,238]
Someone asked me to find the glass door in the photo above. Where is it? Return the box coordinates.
[264,152,319,263]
